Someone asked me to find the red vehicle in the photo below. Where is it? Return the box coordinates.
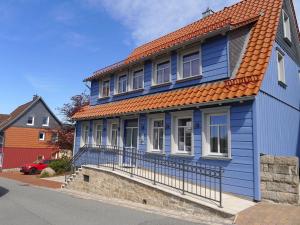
[20,159,53,174]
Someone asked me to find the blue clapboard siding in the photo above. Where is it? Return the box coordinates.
[257,44,300,157]
[90,35,229,106]
[74,102,256,199]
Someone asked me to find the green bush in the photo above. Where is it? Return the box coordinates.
[49,156,71,175]
[40,171,50,178]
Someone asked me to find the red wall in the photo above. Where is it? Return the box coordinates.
[2,147,57,169]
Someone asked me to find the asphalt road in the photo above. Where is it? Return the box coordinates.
[0,177,205,225]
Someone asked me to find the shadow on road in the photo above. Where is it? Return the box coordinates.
[0,186,9,197]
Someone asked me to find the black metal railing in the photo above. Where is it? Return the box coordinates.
[73,144,223,207]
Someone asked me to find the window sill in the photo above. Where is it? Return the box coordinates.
[201,155,232,161]
[151,82,172,89]
[176,75,202,83]
[278,80,287,88]
[146,151,166,156]
[169,153,194,158]
[114,88,144,97]
[98,96,110,100]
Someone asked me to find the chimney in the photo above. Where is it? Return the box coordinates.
[202,7,214,18]
[33,94,39,100]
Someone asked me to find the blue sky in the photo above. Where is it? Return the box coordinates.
[0,0,299,118]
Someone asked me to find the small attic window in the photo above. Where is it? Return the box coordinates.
[282,10,292,43]
[27,116,34,126]
[277,50,286,85]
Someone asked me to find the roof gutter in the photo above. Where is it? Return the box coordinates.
[73,95,255,121]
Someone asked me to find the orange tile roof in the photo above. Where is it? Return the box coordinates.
[73,0,285,120]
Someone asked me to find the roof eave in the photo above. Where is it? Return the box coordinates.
[73,95,256,121]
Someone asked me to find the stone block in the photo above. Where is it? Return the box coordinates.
[260,155,274,164]
[274,156,298,166]
[266,182,298,194]
[261,172,273,181]
[262,191,299,204]
[273,165,291,175]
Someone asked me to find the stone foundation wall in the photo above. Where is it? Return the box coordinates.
[65,166,231,219]
[261,155,299,204]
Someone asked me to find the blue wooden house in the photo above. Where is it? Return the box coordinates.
[72,0,300,201]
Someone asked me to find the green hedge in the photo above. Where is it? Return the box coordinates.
[49,156,71,175]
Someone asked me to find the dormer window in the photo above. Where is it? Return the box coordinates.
[132,69,144,90]
[156,61,170,84]
[27,116,34,126]
[117,74,128,94]
[182,51,201,78]
[282,10,292,43]
[42,116,49,126]
[102,80,110,98]
[153,57,171,86]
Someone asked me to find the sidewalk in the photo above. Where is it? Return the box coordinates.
[0,171,62,189]
[235,202,300,225]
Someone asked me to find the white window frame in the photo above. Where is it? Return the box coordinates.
[42,116,49,127]
[201,107,231,158]
[171,111,194,155]
[177,45,202,80]
[27,116,34,126]
[147,114,165,153]
[107,119,119,147]
[277,50,286,84]
[39,132,45,141]
[92,120,103,147]
[152,56,171,86]
[131,66,144,90]
[80,122,89,147]
[282,9,292,43]
[99,79,110,98]
[115,72,128,94]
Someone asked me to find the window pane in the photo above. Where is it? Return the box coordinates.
[178,118,191,126]
[154,120,163,127]
[210,115,227,125]
[183,62,190,78]
[183,52,199,62]
[153,129,159,150]
[163,68,170,82]
[191,59,200,76]
[159,129,164,150]
[178,127,185,151]
[219,126,228,154]
[185,129,192,152]
[210,126,218,153]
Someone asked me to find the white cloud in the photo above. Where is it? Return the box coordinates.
[84,0,300,46]
[84,0,240,45]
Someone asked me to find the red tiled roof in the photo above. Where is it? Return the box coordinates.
[73,0,285,120]
[0,100,35,130]
[0,114,10,124]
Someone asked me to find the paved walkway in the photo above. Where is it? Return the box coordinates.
[0,171,62,189]
[235,202,300,225]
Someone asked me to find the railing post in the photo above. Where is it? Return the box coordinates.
[219,167,223,208]
[153,158,156,185]
[97,148,100,168]
[130,148,133,177]
[112,148,115,171]
[182,161,185,195]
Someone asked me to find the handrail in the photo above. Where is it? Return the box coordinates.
[74,145,223,207]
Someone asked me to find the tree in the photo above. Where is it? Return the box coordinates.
[58,92,90,124]
[53,92,90,150]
